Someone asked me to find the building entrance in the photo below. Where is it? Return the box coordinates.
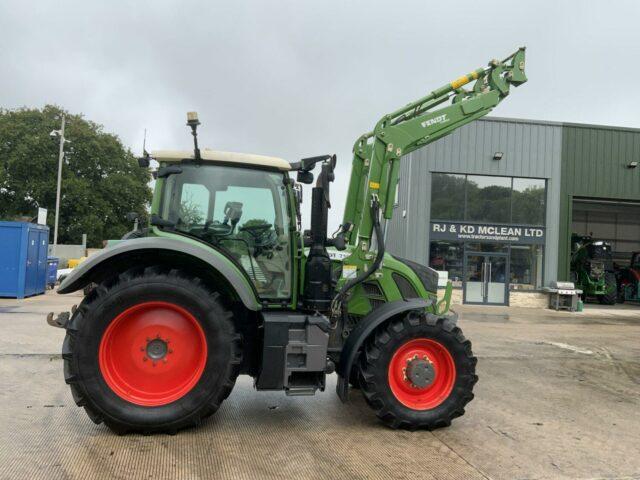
[463,252,509,305]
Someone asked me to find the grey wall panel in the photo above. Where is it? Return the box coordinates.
[386,117,563,284]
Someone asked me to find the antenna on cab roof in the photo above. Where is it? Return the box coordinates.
[137,128,151,168]
[142,128,148,156]
[186,112,202,162]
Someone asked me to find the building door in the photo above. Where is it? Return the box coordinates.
[463,253,509,305]
[572,198,640,267]
[25,230,39,296]
[36,230,48,293]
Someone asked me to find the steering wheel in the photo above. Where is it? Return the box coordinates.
[200,220,232,237]
[239,223,272,238]
[239,223,274,258]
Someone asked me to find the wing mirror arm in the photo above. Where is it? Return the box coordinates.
[291,154,334,184]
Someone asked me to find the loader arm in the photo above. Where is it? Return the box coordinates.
[342,48,527,247]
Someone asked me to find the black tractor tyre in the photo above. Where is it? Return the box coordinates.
[61,267,241,434]
[348,363,361,389]
[357,312,477,430]
[569,271,578,285]
[616,283,626,304]
[83,283,96,297]
[599,272,617,305]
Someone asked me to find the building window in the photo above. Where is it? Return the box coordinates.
[430,173,466,221]
[465,175,512,223]
[510,244,543,290]
[429,174,547,290]
[431,173,546,226]
[512,178,546,225]
[429,241,463,286]
[465,242,508,253]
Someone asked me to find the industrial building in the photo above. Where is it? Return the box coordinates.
[386,117,640,306]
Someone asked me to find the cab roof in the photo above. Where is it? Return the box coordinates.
[152,149,291,171]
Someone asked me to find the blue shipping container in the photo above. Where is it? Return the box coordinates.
[0,221,50,298]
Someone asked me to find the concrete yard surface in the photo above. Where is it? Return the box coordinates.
[1,291,639,480]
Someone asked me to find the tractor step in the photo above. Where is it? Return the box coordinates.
[285,387,318,396]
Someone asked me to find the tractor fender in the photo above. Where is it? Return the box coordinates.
[58,237,261,311]
[336,298,442,402]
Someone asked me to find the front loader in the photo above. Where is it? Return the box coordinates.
[48,48,527,434]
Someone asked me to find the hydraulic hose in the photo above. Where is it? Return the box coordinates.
[331,198,385,316]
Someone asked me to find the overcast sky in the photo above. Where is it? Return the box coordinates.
[2,0,639,229]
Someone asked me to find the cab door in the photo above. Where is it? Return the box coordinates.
[162,164,293,301]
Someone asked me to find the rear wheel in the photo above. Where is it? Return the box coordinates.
[358,312,477,430]
[62,267,241,434]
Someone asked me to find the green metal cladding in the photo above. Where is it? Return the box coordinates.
[558,123,640,280]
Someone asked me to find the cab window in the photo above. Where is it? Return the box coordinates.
[160,164,292,299]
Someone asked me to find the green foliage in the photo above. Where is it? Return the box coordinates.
[178,193,205,226]
[466,184,511,223]
[430,174,465,220]
[431,173,545,225]
[0,105,151,247]
[511,186,545,224]
[241,218,270,228]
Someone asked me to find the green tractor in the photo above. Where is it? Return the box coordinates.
[47,49,527,434]
[615,252,640,303]
[570,234,617,305]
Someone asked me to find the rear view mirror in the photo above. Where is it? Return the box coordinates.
[126,212,139,222]
[297,170,314,184]
[157,165,183,178]
[138,157,150,168]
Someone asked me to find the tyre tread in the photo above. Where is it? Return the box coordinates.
[60,269,242,434]
[358,312,477,430]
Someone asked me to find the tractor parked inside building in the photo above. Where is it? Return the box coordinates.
[47,49,527,434]
[615,251,640,303]
[570,234,617,305]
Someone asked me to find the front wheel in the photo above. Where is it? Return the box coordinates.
[62,267,241,434]
[616,281,627,304]
[358,312,477,430]
[598,272,617,305]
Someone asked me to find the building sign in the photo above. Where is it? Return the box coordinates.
[430,221,545,244]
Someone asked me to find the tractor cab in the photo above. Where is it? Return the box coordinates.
[150,149,296,300]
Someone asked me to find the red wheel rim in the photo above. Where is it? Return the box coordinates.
[388,338,456,410]
[99,301,207,406]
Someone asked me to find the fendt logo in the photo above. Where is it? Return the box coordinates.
[421,114,449,129]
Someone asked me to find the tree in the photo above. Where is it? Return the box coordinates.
[0,105,151,247]
[512,186,545,225]
[431,173,466,220]
[178,193,205,226]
